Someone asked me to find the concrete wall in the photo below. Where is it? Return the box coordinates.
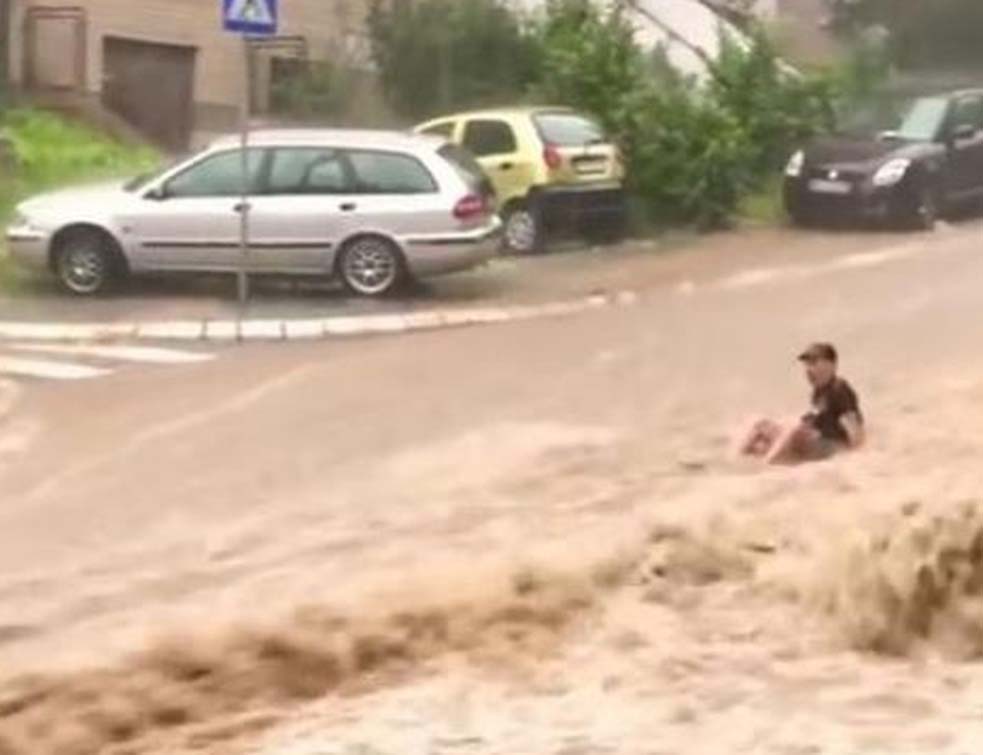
[9,0,380,135]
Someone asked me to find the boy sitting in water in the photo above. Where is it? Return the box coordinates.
[739,342,865,464]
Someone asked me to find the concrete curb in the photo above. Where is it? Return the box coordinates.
[0,292,638,345]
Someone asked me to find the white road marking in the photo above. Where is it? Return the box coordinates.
[718,266,790,290]
[830,243,920,270]
[713,239,942,293]
[20,364,315,504]
[0,357,111,380]
[135,321,206,340]
[8,343,214,365]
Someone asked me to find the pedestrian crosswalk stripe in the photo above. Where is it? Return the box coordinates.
[0,357,111,381]
[9,343,215,365]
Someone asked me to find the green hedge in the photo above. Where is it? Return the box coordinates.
[0,109,158,224]
[368,0,844,228]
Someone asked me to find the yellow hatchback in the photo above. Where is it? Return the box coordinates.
[415,107,626,253]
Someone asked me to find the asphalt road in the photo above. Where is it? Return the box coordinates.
[0,227,923,323]
[2,221,983,754]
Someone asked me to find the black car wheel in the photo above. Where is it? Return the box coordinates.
[896,183,939,232]
[503,202,542,254]
[787,207,811,228]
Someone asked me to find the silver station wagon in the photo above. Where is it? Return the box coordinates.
[5,130,501,297]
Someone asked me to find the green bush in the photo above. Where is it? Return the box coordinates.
[367,0,539,120]
[531,2,815,227]
[367,0,849,229]
[269,60,352,119]
[0,109,158,225]
[707,29,836,178]
[628,86,757,228]
[2,109,157,191]
[531,0,645,137]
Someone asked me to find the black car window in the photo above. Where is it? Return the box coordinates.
[462,120,517,157]
[267,148,352,195]
[345,150,437,194]
[438,144,492,194]
[952,96,983,131]
[165,149,265,198]
[534,112,605,147]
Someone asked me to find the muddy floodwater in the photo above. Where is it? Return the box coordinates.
[2,227,983,754]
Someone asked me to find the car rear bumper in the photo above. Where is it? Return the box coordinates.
[403,221,502,277]
[4,226,50,271]
[532,183,627,232]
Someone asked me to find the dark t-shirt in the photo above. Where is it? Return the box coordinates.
[806,377,863,444]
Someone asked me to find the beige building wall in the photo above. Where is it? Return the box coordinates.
[10,0,380,135]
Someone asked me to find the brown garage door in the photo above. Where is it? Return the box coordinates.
[102,37,196,151]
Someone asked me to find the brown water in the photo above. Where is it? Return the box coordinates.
[4,374,983,755]
[3,228,983,754]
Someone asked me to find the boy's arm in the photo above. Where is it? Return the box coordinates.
[841,412,865,448]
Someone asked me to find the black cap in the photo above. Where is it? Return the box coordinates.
[798,342,838,363]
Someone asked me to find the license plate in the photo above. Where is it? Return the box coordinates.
[575,160,607,175]
[808,179,851,195]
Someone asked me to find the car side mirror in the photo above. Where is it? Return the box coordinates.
[144,185,169,201]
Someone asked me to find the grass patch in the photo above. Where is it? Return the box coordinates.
[0,109,159,293]
[738,175,787,227]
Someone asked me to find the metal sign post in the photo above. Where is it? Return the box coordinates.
[222,0,279,317]
[237,38,251,310]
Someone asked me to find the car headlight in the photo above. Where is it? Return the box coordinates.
[785,150,805,178]
[872,158,911,187]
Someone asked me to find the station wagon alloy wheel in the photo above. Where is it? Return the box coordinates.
[339,238,402,296]
[56,233,112,295]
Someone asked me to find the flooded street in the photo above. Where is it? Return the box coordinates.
[2,225,983,754]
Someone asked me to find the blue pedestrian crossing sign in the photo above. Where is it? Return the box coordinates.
[223,0,278,36]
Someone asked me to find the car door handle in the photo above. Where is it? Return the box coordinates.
[339,202,358,212]
[233,202,251,213]
[499,162,514,171]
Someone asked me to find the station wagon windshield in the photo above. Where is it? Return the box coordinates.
[123,155,186,192]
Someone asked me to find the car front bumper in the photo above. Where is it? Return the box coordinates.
[4,224,51,271]
[783,177,901,224]
[403,221,502,278]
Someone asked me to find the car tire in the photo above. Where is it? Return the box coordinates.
[502,202,542,254]
[337,236,405,297]
[898,183,939,232]
[54,228,121,296]
[786,207,812,228]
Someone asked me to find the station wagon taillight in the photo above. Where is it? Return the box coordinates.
[453,194,487,221]
[543,143,563,171]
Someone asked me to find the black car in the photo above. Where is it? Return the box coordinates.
[784,90,983,230]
